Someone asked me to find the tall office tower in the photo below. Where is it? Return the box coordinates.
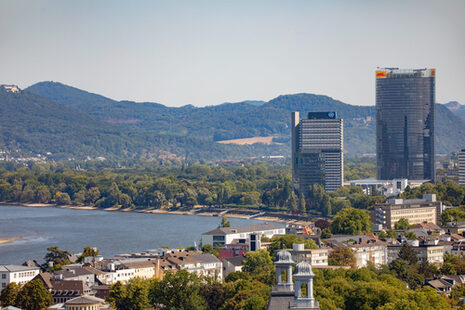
[376,68,435,182]
[459,149,465,186]
[292,112,343,192]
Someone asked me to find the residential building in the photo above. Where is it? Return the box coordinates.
[121,260,156,279]
[51,280,92,304]
[201,223,285,247]
[291,111,343,192]
[426,275,465,295]
[0,265,40,293]
[371,194,443,229]
[459,149,465,186]
[288,243,328,267]
[388,240,444,265]
[222,256,245,278]
[348,239,388,268]
[160,252,223,279]
[54,266,97,287]
[89,262,136,285]
[376,68,435,182]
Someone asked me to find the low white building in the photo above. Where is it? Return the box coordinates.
[348,240,388,268]
[288,243,328,267]
[0,265,40,293]
[201,223,285,247]
[95,264,136,285]
[161,252,223,280]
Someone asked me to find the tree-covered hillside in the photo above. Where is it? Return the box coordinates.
[26,81,465,156]
[0,86,285,161]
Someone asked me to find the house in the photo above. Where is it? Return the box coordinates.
[287,243,328,267]
[409,222,445,235]
[121,260,156,279]
[326,235,387,268]
[0,265,40,293]
[388,240,444,265]
[161,252,223,280]
[201,223,285,247]
[54,266,97,288]
[50,280,92,304]
[426,275,465,295]
[222,256,245,277]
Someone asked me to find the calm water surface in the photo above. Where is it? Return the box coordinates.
[0,205,274,264]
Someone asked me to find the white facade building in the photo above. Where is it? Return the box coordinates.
[0,265,40,293]
[201,223,285,247]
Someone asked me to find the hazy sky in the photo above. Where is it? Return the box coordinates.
[1,0,464,107]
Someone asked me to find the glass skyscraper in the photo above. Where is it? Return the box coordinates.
[292,112,343,192]
[376,68,435,182]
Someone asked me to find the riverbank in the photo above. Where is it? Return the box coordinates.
[0,202,310,225]
[0,236,22,245]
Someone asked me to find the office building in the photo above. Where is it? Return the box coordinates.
[292,112,343,192]
[376,68,435,182]
[371,194,443,229]
[459,149,465,186]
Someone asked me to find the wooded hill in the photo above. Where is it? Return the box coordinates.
[1,81,463,160]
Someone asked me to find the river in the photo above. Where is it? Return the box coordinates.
[0,205,273,265]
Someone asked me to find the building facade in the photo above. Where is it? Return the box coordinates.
[376,68,435,182]
[292,112,343,192]
[0,265,40,293]
[459,149,465,186]
[201,223,285,247]
[371,194,443,229]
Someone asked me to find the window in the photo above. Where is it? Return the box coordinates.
[1,274,5,279]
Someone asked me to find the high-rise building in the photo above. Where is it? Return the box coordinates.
[376,68,435,182]
[459,149,465,186]
[292,112,343,192]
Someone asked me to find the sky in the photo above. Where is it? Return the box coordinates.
[1,0,465,107]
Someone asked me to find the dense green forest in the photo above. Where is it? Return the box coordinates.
[0,161,463,219]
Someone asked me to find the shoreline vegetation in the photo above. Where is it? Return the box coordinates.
[0,202,307,225]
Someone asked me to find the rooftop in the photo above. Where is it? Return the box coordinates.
[0,265,40,272]
[203,223,283,235]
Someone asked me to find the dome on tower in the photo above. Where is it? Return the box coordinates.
[276,249,293,263]
[294,261,314,276]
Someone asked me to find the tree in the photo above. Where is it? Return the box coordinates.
[148,270,207,310]
[55,191,71,205]
[299,192,306,214]
[398,243,418,265]
[78,246,99,262]
[44,246,72,267]
[220,216,231,228]
[288,191,298,213]
[108,281,128,310]
[387,229,398,239]
[404,231,417,240]
[378,231,388,240]
[320,227,332,239]
[268,234,317,256]
[0,282,20,306]
[331,208,372,235]
[125,277,151,310]
[394,218,410,230]
[242,249,275,285]
[15,279,52,310]
[328,246,356,268]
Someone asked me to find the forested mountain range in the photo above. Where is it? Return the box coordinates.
[1,81,463,161]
